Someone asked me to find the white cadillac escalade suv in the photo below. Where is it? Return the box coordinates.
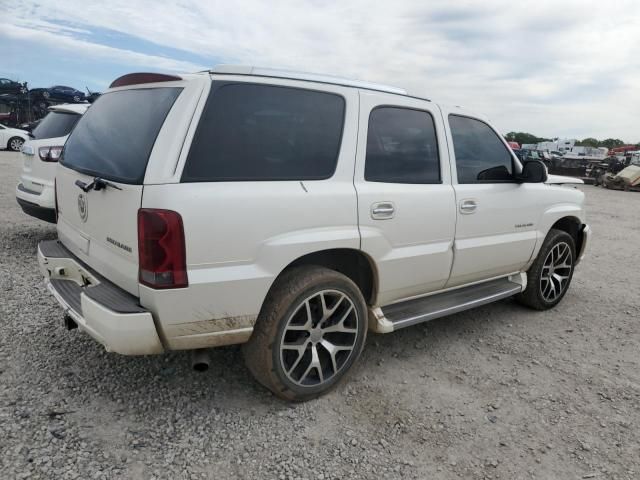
[38,66,590,401]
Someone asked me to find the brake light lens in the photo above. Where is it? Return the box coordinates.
[137,209,188,289]
[39,146,63,162]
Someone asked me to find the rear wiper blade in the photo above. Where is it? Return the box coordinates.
[75,177,122,193]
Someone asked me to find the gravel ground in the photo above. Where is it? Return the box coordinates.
[1,149,639,480]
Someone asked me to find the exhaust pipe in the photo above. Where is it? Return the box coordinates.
[191,349,210,372]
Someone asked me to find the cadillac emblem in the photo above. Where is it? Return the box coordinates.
[77,193,88,222]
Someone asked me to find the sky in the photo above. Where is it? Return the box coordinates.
[3,0,639,142]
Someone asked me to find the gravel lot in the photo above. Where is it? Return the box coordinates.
[1,149,639,480]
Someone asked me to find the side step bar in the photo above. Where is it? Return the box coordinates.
[371,275,524,333]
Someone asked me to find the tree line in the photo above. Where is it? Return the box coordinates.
[504,132,639,149]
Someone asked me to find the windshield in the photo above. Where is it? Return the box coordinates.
[61,87,182,184]
[32,111,81,140]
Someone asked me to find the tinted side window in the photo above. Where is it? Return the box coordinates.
[182,83,345,182]
[365,107,440,184]
[449,115,514,183]
[32,112,81,140]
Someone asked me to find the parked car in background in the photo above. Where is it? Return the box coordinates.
[16,103,89,222]
[30,85,86,104]
[0,78,25,95]
[38,67,589,401]
[0,123,29,151]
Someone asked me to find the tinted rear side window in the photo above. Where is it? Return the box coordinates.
[365,107,440,184]
[182,83,345,182]
[32,111,81,140]
[449,115,514,183]
[61,87,182,184]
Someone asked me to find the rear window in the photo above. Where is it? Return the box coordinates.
[182,83,345,182]
[61,87,182,184]
[32,111,81,140]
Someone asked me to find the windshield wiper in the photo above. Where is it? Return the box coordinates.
[75,177,122,193]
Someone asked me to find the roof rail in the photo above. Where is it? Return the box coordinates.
[209,65,407,95]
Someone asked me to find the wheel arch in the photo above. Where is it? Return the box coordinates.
[550,216,584,255]
[269,248,379,306]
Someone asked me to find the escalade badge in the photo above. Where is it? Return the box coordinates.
[77,193,88,222]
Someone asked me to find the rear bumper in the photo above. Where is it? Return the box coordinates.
[16,180,55,209]
[16,195,56,223]
[38,240,164,355]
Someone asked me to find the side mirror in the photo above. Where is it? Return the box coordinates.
[516,160,547,183]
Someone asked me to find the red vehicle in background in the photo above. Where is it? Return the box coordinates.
[508,141,520,150]
[608,145,637,156]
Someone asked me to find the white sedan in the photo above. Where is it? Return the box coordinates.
[0,124,29,151]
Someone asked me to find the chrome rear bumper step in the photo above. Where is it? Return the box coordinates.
[379,277,523,331]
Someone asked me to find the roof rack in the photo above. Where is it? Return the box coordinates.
[208,65,407,95]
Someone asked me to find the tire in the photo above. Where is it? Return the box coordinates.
[8,137,24,152]
[243,266,368,401]
[73,95,80,102]
[516,229,576,310]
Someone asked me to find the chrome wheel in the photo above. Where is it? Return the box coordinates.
[279,289,359,387]
[540,241,573,302]
[9,138,24,151]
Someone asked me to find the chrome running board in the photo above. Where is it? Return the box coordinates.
[371,276,524,333]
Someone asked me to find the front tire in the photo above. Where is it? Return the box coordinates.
[8,137,24,152]
[517,229,576,310]
[243,266,368,401]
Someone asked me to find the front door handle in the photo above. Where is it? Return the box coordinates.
[371,202,395,220]
[460,199,477,214]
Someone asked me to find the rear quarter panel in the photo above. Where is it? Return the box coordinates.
[140,79,360,349]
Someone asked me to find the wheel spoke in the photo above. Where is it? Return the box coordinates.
[286,300,313,331]
[284,339,310,374]
[299,345,323,384]
[321,305,356,333]
[320,338,351,374]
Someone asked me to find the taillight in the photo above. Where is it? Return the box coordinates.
[39,146,63,162]
[137,209,188,289]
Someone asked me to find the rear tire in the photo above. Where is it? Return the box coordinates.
[517,229,575,310]
[8,137,24,151]
[243,266,367,402]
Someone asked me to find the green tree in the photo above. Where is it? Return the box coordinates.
[577,138,600,147]
[599,138,625,149]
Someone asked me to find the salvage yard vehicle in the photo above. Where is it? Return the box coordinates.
[16,103,89,222]
[37,66,590,401]
[0,123,29,151]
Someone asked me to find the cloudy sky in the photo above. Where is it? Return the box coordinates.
[3,0,639,141]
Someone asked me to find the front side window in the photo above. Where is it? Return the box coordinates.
[365,107,440,184]
[182,83,345,182]
[449,115,514,183]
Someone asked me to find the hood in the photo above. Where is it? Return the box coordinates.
[545,174,584,185]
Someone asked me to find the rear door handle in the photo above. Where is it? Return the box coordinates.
[371,202,395,220]
[459,199,477,214]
